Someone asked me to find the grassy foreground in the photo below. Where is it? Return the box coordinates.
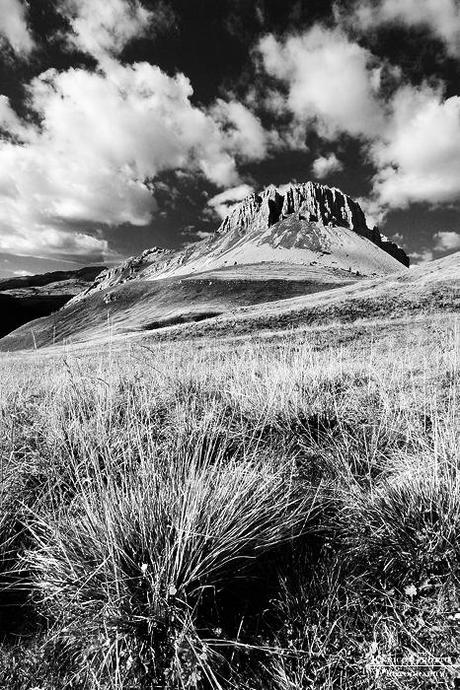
[0,314,459,689]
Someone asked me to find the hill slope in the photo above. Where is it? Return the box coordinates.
[0,182,411,350]
[173,251,460,340]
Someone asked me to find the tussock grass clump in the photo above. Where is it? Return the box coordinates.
[26,428,318,688]
[330,459,460,585]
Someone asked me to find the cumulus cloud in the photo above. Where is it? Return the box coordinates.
[370,86,460,210]
[0,218,109,260]
[355,196,387,229]
[207,183,254,220]
[210,100,268,162]
[256,21,460,223]
[433,230,460,252]
[344,0,460,57]
[0,59,270,258]
[258,26,385,140]
[0,0,34,56]
[312,153,343,179]
[0,94,30,137]
[59,0,153,60]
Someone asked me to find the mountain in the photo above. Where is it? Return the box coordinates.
[0,266,105,339]
[71,182,408,305]
[0,182,411,350]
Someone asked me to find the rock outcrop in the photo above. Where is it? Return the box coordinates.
[218,182,369,237]
[218,182,409,266]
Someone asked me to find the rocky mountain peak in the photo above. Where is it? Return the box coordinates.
[217,181,409,266]
[218,182,369,236]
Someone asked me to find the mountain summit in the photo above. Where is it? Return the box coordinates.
[217,182,408,265]
[72,181,409,304]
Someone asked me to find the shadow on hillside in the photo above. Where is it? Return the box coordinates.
[141,311,222,330]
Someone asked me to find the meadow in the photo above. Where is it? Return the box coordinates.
[0,312,459,689]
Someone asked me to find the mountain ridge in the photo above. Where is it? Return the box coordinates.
[70,181,409,306]
[0,266,105,294]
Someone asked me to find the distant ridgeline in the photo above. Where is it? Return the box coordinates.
[0,266,105,338]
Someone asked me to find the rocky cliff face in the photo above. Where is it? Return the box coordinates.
[218,182,369,237]
[217,182,408,266]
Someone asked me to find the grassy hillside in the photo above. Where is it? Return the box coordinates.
[3,252,457,353]
[0,311,459,689]
[0,268,357,351]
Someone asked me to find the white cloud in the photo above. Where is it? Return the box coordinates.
[0,223,109,260]
[345,0,460,57]
[59,0,152,60]
[407,229,460,265]
[433,230,460,252]
[355,196,387,229]
[370,86,460,209]
[207,183,254,220]
[210,100,268,162]
[0,94,30,137]
[0,60,270,258]
[312,153,343,179]
[391,232,405,245]
[258,26,385,140]
[409,249,434,264]
[0,0,34,55]
[256,22,460,221]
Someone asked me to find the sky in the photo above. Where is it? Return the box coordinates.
[0,0,460,277]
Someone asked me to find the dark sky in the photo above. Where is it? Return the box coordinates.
[0,0,459,277]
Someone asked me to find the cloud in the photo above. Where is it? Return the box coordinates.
[0,0,35,56]
[59,0,153,60]
[207,183,254,220]
[355,196,387,229]
[0,60,270,259]
[0,94,30,137]
[370,86,460,210]
[312,153,343,179]
[433,230,460,252]
[0,224,109,261]
[258,26,385,140]
[407,229,460,265]
[210,100,269,162]
[409,249,434,264]
[256,22,460,222]
[344,0,460,57]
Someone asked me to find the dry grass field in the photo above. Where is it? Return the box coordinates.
[0,310,458,689]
